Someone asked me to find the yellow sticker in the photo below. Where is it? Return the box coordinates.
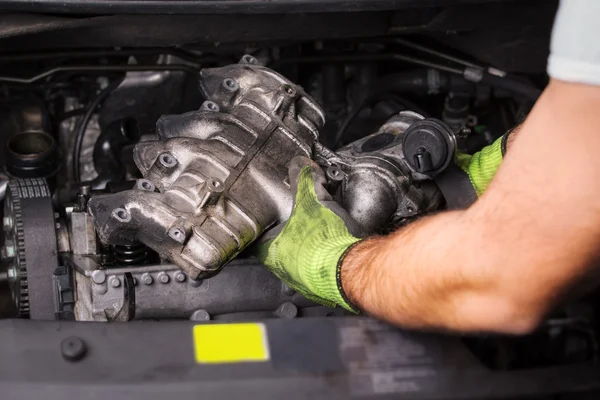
[193,323,270,364]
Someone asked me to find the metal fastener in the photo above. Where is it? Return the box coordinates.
[158,272,170,284]
[240,54,258,65]
[274,302,298,319]
[3,216,12,231]
[91,270,107,284]
[61,337,87,362]
[190,309,211,322]
[175,272,186,283]
[326,165,345,182]
[109,277,121,288]
[141,273,153,285]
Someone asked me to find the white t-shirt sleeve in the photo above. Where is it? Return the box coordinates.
[548,0,600,85]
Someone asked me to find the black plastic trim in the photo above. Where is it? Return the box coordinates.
[0,0,536,15]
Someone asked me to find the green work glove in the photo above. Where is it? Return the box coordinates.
[255,157,363,312]
[455,133,509,196]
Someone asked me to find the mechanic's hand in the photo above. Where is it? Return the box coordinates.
[255,156,362,312]
[455,133,509,196]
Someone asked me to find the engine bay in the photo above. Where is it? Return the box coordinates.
[0,1,599,398]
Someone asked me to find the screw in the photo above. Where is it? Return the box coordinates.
[240,54,258,65]
[190,309,211,322]
[141,273,153,285]
[109,277,121,288]
[159,153,178,168]
[3,216,12,231]
[407,206,415,214]
[91,270,106,284]
[158,272,170,284]
[61,337,87,362]
[326,165,345,182]
[274,302,298,319]
[175,272,186,283]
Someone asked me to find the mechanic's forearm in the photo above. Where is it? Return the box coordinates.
[341,211,530,333]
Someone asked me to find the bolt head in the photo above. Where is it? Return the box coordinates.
[91,270,107,284]
[61,337,87,362]
[276,302,298,319]
[158,272,170,284]
[3,216,12,231]
[175,272,186,282]
[141,273,153,285]
[190,309,210,322]
[109,277,121,288]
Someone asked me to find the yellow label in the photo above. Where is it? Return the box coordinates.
[193,323,270,364]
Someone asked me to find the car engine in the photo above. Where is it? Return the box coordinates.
[1,56,448,322]
[0,3,600,395]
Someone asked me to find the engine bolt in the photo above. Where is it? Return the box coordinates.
[158,272,170,284]
[61,337,87,362]
[175,272,186,283]
[326,165,345,182]
[274,302,298,319]
[141,273,153,285]
[91,270,106,285]
[109,277,121,288]
[2,240,15,259]
[190,309,211,322]
[159,153,178,168]
[3,216,12,231]
[240,54,258,65]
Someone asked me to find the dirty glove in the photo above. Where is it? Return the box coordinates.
[455,133,510,196]
[255,157,362,312]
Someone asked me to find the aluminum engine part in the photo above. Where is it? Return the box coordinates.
[317,111,444,234]
[88,56,324,279]
[66,255,315,322]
